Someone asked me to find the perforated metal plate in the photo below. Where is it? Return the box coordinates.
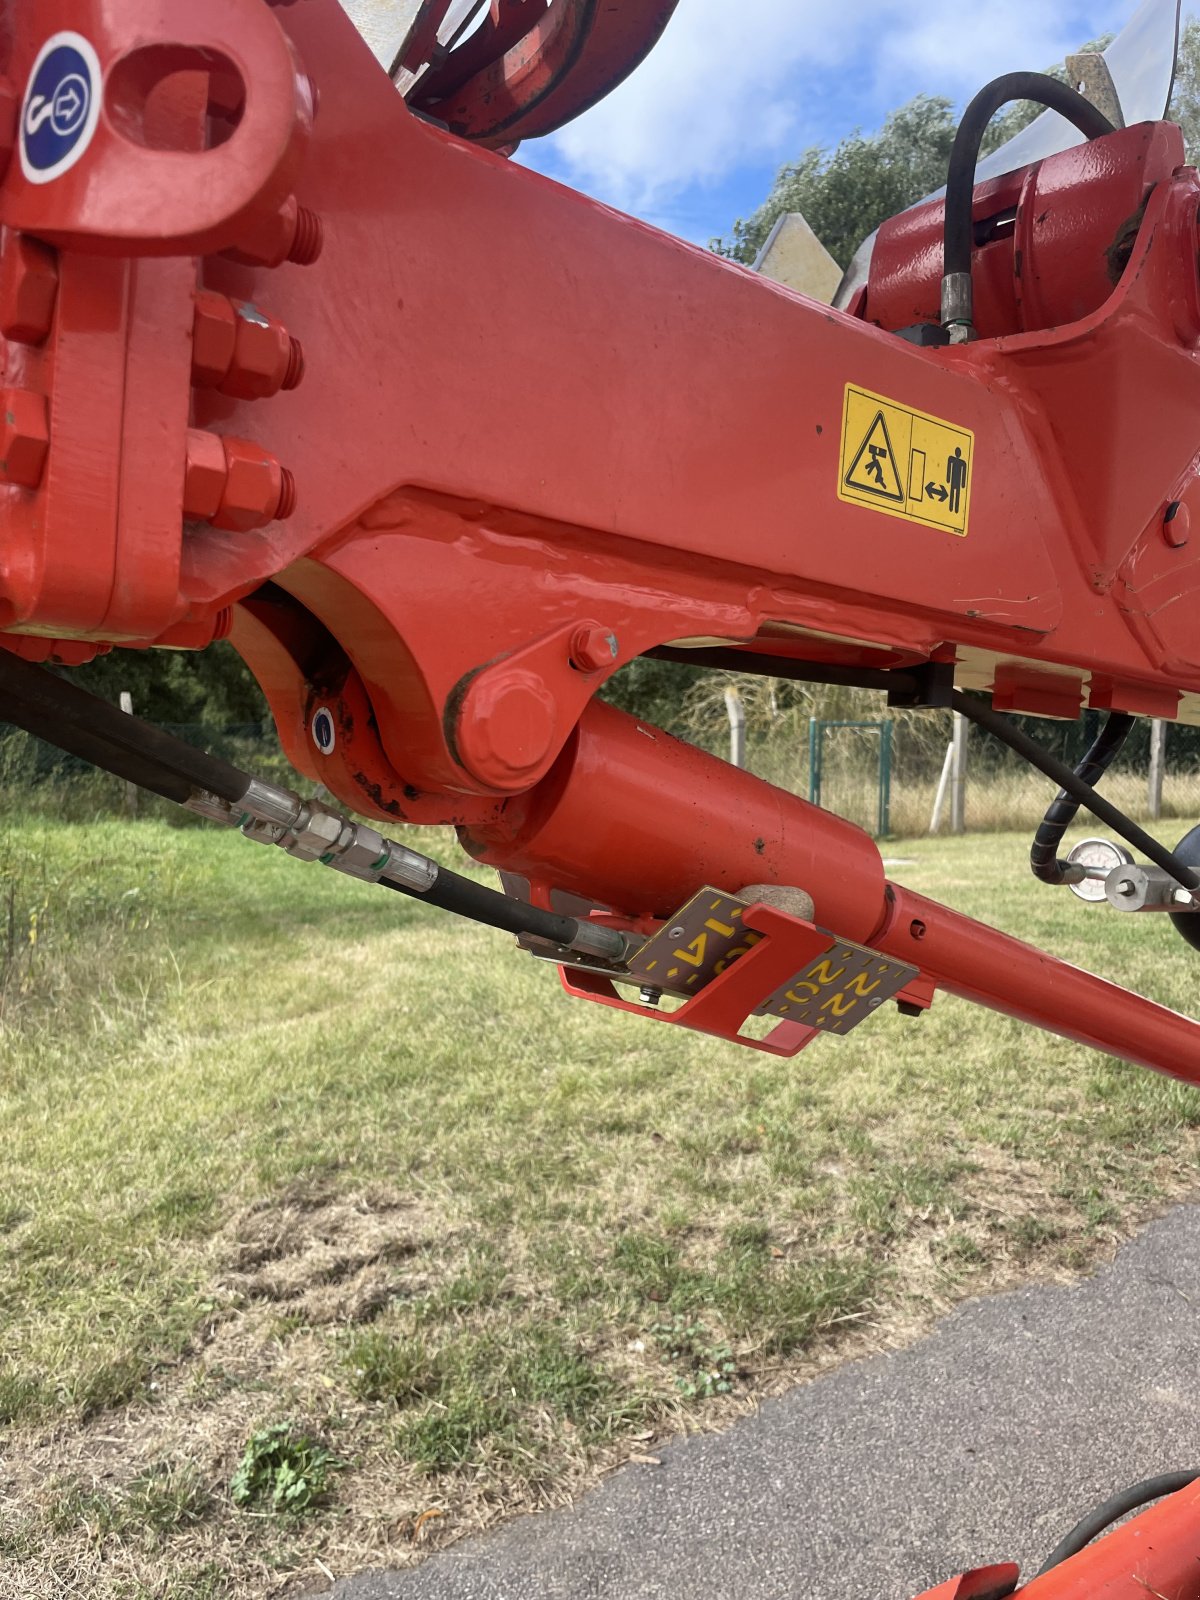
[626,888,763,994]
[758,942,917,1035]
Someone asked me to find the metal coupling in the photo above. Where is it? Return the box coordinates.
[377,844,440,894]
[1105,864,1200,912]
[238,777,304,829]
[326,826,439,894]
[279,799,354,862]
[185,790,238,827]
[940,271,974,343]
[567,918,633,962]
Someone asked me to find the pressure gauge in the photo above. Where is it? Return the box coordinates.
[1065,837,1134,902]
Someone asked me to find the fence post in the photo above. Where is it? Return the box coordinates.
[878,721,893,837]
[929,742,954,834]
[950,712,968,834]
[724,685,746,769]
[119,691,138,819]
[808,717,820,806]
[1148,718,1166,821]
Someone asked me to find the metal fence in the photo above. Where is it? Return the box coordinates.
[724,697,1200,840]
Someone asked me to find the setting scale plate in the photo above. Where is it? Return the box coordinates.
[626,887,918,1037]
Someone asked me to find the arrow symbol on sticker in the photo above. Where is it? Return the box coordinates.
[924,482,949,502]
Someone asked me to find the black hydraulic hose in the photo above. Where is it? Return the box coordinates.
[1029,712,1134,885]
[1037,1471,1200,1574]
[951,691,1200,891]
[943,72,1114,334]
[0,648,249,804]
[0,651,607,956]
[378,872,588,947]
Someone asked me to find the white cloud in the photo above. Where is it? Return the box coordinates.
[523,0,1135,214]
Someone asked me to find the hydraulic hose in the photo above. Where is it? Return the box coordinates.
[1037,1472,1200,1574]
[951,692,1200,892]
[1029,712,1133,885]
[942,72,1115,338]
[0,650,626,963]
[0,647,247,804]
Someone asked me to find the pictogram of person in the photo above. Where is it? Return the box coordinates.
[946,446,967,514]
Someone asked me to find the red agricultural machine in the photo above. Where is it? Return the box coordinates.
[4,0,1200,1590]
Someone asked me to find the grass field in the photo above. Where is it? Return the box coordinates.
[3,813,1200,1598]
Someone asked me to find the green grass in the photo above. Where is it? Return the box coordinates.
[3,813,1200,1594]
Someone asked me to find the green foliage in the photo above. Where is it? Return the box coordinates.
[713,94,958,267]
[345,1329,440,1405]
[599,655,696,739]
[66,640,267,726]
[1170,19,1200,161]
[650,1316,738,1398]
[229,1422,340,1515]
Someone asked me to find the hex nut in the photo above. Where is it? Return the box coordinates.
[285,804,347,861]
[0,230,57,345]
[220,302,293,400]
[0,387,48,487]
[183,429,227,519]
[212,436,287,532]
[191,290,238,387]
[570,625,619,673]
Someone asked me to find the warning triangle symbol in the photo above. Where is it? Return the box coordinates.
[843,411,904,502]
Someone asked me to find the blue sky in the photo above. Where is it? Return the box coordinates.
[517,0,1162,247]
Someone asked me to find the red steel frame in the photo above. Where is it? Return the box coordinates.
[2,5,1200,1591]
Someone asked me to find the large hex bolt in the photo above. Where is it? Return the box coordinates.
[183,429,296,531]
[455,670,559,790]
[191,290,304,400]
[0,388,49,487]
[0,230,57,345]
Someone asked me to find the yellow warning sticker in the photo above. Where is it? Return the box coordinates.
[838,384,974,536]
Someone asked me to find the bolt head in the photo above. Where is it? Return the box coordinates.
[456,670,558,790]
[183,428,227,519]
[1164,500,1190,548]
[190,290,238,387]
[0,230,57,345]
[570,625,619,674]
[0,387,48,488]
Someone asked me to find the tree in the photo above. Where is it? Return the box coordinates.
[713,94,959,269]
[67,640,268,725]
[1170,19,1200,157]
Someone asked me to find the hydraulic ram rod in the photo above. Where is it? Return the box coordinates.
[874,885,1200,1078]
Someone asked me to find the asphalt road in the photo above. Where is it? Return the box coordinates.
[328,1205,1200,1600]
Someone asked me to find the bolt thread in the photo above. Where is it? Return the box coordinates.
[288,207,323,265]
[275,467,297,521]
[282,336,305,390]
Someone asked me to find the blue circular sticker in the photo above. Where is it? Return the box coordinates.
[312,708,336,755]
[20,31,102,185]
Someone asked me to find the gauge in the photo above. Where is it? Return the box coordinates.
[1065,837,1134,902]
